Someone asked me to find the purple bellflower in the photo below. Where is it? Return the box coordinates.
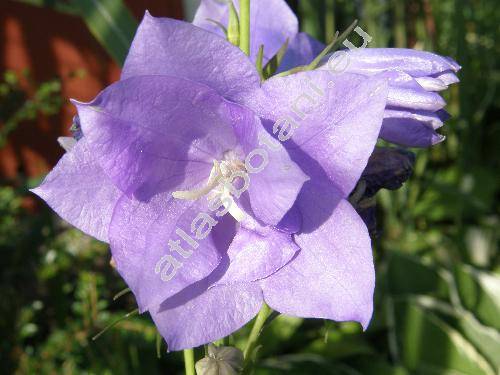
[32,9,388,349]
[195,0,460,148]
[31,0,457,351]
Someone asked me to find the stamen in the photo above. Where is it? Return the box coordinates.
[172,156,247,222]
[172,161,222,200]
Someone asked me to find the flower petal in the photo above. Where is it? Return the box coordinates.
[109,193,228,312]
[276,204,302,234]
[261,197,375,329]
[243,71,388,198]
[381,109,445,147]
[75,75,240,199]
[384,108,443,130]
[415,76,449,91]
[434,71,460,85]
[215,224,299,286]
[193,0,298,64]
[230,103,308,225]
[122,12,260,102]
[57,136,77,152]
[324,48,460,77]
[31,138,121,242]
[387,85,445,111]
[151,282,263,351]
[368,70,447,111]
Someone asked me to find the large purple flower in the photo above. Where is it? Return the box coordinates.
[33,9,390,350]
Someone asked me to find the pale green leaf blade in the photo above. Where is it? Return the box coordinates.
[395,299,495,375]
[455,265,500,330]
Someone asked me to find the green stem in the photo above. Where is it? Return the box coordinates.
[243,303,272,370]
[325,0,336,43]
[239,0,251,55]
[183,348,195,375]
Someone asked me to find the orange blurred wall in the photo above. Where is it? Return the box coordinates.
[0,0,183,179]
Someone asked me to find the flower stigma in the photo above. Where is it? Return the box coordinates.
[172,150,248,222]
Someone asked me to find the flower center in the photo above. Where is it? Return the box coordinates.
[172,151,247,222]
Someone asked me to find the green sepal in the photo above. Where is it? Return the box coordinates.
[155,331,162,359]
[276,19,359,77]
[262,38,290,80]
[227,1,240,47]
[92,308,139,341]
[205,18,228,36]
[256,45,265,81]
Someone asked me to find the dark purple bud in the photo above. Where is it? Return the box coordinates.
[350,147,416,236]
[360,147,416,197]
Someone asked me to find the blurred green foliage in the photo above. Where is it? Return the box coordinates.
[0,70,62,148]
[1,0,499,374]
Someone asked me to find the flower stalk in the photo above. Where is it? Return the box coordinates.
[239,0,251,55]
[242,303,272,372]
[183,348,195,375]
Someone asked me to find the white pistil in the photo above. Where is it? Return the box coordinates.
[172,157,247,222]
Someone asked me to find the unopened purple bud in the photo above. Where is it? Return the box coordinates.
[361,147,416,197]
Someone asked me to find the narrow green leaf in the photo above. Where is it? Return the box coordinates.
[69,0,138,65]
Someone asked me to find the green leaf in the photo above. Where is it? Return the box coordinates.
[454,265,500,330]
[387,252,450,298]
[258,353,345,375]
[411,296,500,373]
[395,299,495,375]
[352,357,410,375]
[69,0,138,65]
[457,311,500,373]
